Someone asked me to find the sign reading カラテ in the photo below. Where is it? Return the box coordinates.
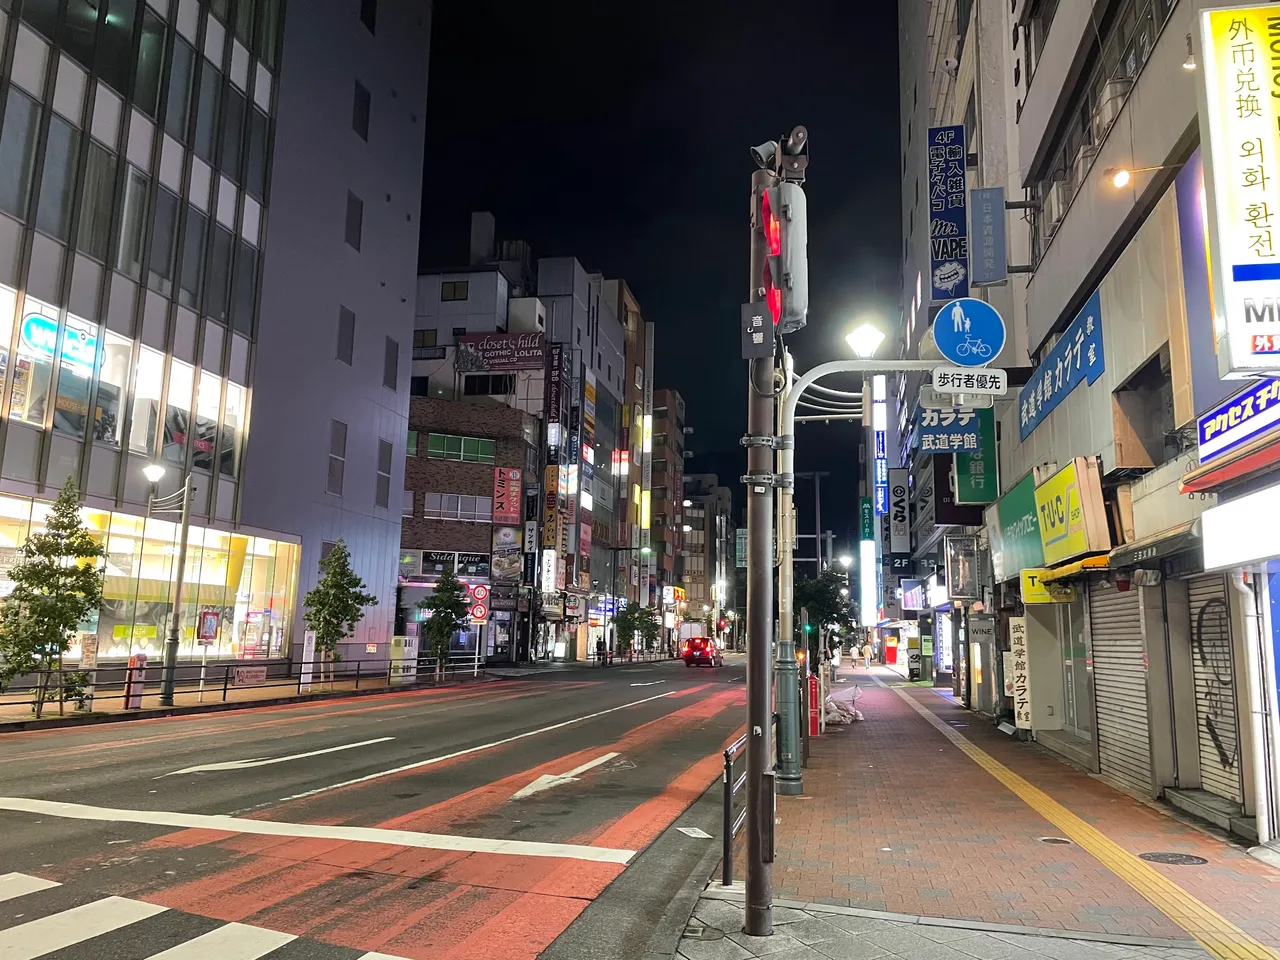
[1008,616,1031,729]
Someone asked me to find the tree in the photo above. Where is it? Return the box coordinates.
[614,602,660,656]
[794,569,854,662]
[417,566,469,680]
[0,479,105,718]
[303,539,377,683]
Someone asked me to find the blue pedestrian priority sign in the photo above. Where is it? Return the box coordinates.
[934,298,1006,368]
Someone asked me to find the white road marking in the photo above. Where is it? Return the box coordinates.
[629,680,665,687]
[511,752,620,800]
[143,922,296,959]
[160,737,395,777]
[0,873,58,903]
[277,690,676,801]
[0,798,636,864]
[358,954,413,960]
[676,826,713,839]
[0,895,167,958]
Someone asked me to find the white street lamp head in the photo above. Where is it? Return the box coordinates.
[682,499,692,507]
[682,524,692,532]
[845,323,886,359]
[840,587,850,597]
[142,464,167,483]
[838,554,853,567]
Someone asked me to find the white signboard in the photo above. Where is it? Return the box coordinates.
[300,630,316,693]
[918,387,992,410]
[233,665,268,687]
[932,366,1007,395]
[888,469,910,555]
[1008,616,1031,729]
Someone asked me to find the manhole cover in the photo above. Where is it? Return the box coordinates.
[1139,852,1208,865]
[682,924,725,941]
[1037,837,1073,845]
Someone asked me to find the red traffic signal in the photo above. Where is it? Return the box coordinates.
[717,618,727,632]
[761,189,783,327]
[759,183,808,334]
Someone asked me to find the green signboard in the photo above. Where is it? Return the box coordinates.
[986,473,1045,582]
[955,408,997,504]
[859,497,874,541]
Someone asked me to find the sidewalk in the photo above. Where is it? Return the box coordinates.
[690,664,1280,960]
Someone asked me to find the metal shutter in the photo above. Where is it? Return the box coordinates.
[1089,578,1152,797]
[1187,574,1243,804]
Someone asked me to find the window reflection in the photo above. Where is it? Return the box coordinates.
[193,370,220,471]
[129,346,163,453]
[10,296,57,426]
[221,381,243,477]
[163,359,193,462]
[52,314,97,436]
[94,332,131,445]
[0,285,15,396]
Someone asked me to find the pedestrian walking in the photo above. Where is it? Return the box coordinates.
[861,640,872,669]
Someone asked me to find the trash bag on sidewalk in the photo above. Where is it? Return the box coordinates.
[824,684,864,724]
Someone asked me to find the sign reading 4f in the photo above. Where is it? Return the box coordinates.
[928,125,969,302]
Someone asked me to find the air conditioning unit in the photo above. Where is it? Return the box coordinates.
[1073,143,1099,187]
[1041,180,1069,240]
[1091,79,1132,142]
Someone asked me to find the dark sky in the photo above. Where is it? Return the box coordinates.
[420,0,902,547]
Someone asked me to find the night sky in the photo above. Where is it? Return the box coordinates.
[419,0,902,546]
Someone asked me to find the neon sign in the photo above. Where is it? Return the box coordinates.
[19,314,97,378]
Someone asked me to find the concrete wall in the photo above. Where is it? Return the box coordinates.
[415,270,507,338]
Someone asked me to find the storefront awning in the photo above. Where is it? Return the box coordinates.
[1181,430,1280,493]
[1108,519,1200,569]
[1038,555,1109,583]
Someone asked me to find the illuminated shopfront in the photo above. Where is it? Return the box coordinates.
[0,493,299,663]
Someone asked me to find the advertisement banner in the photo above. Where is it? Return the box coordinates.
[859,497,874,541]
[1019,290,1104,440]
[1034,457,1111,565]
[917,407,981,452]
[1009,616,1032,728]
[944,535,979,599]
[985,473,1045,582]
[928,124,969,301]
[969,186,1008,286]
[546,344,564,448]
[455,332,544,371]
[300,632,315,693]
[1020,569,1077,604]
[888,468,910,557]
[542,465,558,548]
[491,525,523,583]
[955,408,997,503]
[1197,378,1280,464]
[492,467,522,524]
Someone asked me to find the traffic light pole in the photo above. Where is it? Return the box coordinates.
[775,351,802,796]
[743,166,777,938]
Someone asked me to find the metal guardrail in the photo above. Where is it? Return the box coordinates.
[721,712,780,886]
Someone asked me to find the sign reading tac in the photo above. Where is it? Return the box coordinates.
[928,125,969,301]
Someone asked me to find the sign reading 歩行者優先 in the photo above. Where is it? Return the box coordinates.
[985,473,1045,582]
[1197,378,1280,464]
[928,125,969,301]
[933,366,1007,395]
[916,407,980,452]
[1018,289,1105,440]
[954,408,998,504]
[1033,457,1111,565]
[1198,7,1280,377]
[970,187,1008,286]
[455,332,544,371]
[1008,616,1031,728]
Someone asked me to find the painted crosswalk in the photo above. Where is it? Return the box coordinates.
[0,873,408,959]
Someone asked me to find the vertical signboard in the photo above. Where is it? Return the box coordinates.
[1018,290,1105,440]
[969,186,1007,286]
[888,468,911,570]
[872,375,888,515]
[1009,616,1031,728]
[954,408,997,504]
[492,467,522,524]
[928,124,969,302]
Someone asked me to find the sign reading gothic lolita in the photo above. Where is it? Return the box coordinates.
[455,332,544,371]
[1199,7,1280,376]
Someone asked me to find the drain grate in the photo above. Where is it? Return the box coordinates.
[682,924,726,942]
[1139,852,1208,865]
[1037,837,1073,845]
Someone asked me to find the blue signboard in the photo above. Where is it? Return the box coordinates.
[1018,290,1105,441]
[934,298,1006,367]
[928,125,969,302]
[20,314,97,378]
[970,187,1007,286]
[917,407,981,453]
[1197,379,1280,464]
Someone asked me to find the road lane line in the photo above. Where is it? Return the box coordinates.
[275,689,677,801]
[0,873,58,902]
[0,797,636,864]
[0,896,168,958]
[885,681,1280,960]
[142,922,296,958]
[160,737,395,777]
[510,752,620,800]
[630,680,665,687]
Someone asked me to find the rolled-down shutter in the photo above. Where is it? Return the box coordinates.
[1089,578,1152,797]
[1187,573,1243,804]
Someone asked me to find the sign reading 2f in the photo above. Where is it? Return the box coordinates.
[928,125,969,302]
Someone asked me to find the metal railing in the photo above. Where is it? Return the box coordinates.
[0,653,486,717]
[721,713,780,886]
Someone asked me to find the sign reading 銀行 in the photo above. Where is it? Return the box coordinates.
[916,407,980,452]
[928,125,969,301]
[1198,7,1280,377]
[970,187,1008,286]
[1018,290,1105,440]
[933,298,1006,367]
[1197,377,1280,464]
[955,408,998,504]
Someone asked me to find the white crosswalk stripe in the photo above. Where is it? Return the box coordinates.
[142,922,296,959]
[0,895,168,958]
[0,875,58,904]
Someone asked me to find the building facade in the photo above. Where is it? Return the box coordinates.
[683,472,733,638]
[651,387,687,643]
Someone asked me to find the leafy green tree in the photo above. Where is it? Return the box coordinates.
[614,602,660,655]
[303,539,377,683]
[0,479,105,718]
[417,566,469,679]
[795,569,854,661]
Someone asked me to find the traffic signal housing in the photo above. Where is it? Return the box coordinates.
[761,182,808,334]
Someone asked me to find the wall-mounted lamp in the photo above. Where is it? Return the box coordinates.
[1183,33,1196,71]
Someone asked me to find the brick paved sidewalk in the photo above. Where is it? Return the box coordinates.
[758,666,1280,954]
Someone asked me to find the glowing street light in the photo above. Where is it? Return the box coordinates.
[845,323,885,359]
[838,554,853,567]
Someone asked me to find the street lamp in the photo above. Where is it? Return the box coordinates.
[838,554,852,568]
[845,323,886,359]
[682,499,692,507]
[840,587,849,597]
[144,464,194,707]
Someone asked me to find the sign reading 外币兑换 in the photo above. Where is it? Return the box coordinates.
[1018,290,1105,440]
[916,407,981,452]
[1197,378,1280,463]
[928,125,969,301]
[1198,7,1280,377]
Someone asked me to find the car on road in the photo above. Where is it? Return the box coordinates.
[682,637,723,667]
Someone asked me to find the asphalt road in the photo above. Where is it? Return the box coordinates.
[0,656,746,959]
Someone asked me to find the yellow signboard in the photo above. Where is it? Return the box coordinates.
[1199,7,1280,376]
[1020,569,1077,604]
[1034,457,1110,566]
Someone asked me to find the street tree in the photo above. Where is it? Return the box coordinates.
[303,539,377,683]
[794,569,854,661]
[417,566,469,680]
[614,602,660,656]
[0,479,105,718]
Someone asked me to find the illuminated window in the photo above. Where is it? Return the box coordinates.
[52,315,98,437]
[220,382,244,478]
[192,370,221,471]
[10,296,58,426]
[426,433,494,464]
[129,347,164,453]
[162,359,193,462]
[94,332,131,445]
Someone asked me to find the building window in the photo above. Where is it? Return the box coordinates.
[194,62,221,164]
[77,143,116,262]
[220,382,244,477]
[129,346,165,453]
[95,333,131,445]
[135,9,165,118]
[192,370,221,471]
[246,109,268,201]
[441,281,469,302]
[163,360,194,463]
[36,115,80,242]
[423,493,493,522]
[97,0,138,95]
[407,430,418,456]
[451,326,467,338]
[426,433,495,464]
[204,225,233,325]
[653,486,667,501]
[352,81,371,140]
[337,306,355,365]
[383,336,398,390]
[327,419,347,495]
[231,240,256,335]
[165,37,197,141]
[463,374,515,396]
[320,539,336,562]
[375,438,392,508]
[115,166,150,280]
[178,206,207,308]
[403,490,415,518]
[148,188,181,297]
[413,328,436,348]
[345,191,363,250]
[360,0,377,34]
[221,86,246,183]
